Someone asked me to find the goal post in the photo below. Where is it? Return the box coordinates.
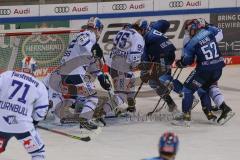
[0,28,82,78]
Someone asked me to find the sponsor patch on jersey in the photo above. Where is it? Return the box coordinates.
[3,115,18,125]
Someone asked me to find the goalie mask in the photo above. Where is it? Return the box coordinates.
[87,17,104,40]
[22,56,37,74]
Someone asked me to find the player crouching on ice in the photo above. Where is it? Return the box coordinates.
[172,19,234,126]
[0,57,49,160]
[140,20,180,113]
[59,17,111,130]
[143,131,179,160]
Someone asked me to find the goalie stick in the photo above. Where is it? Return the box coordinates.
[37,125,91,142]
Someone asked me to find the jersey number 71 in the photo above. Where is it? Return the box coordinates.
[8,80,30,104]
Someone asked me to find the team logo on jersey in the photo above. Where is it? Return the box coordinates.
[3,115,18,125]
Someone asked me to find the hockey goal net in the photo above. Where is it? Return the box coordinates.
[0,28,82,78]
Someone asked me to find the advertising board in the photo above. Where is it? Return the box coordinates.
[98,0,153,14]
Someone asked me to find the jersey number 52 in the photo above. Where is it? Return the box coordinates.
[201,42,219,60]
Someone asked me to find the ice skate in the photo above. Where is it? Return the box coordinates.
[217,103,235,125]
[79,117,99,130]
[203,108,217,123]
[171,112,191,127]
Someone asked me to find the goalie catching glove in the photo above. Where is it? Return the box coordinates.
[98,73,111,91]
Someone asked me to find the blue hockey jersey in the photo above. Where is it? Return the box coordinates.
[142,29,176,66]
[182,28,225,71]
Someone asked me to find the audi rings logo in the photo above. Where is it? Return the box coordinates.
[54,6,70,13]
[169,1,184,8]
[0,9,11,15]
[112,4,127,10]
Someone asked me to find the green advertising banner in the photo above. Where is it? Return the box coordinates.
[0,21,70,77]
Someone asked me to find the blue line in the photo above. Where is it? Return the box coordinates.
[0,7,240,23]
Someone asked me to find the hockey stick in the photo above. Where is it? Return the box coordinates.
[37,125,91,142]
[97,57,119,112]
[134,82,143,100]
[147,68,182,116]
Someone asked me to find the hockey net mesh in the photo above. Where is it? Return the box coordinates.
[0,28,81,78]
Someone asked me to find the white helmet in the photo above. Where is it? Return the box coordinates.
[22,56,37,74]
[86,17,104,40]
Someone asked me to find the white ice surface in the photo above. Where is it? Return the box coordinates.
[1,65,240,160]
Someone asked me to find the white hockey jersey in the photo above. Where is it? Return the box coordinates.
[0,71,49,133]
[110,28,145,72]
[61,30,96,66]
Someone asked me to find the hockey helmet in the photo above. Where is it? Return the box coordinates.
[159,132,179,155]
[87,17,104,32]
[87,17,104,39]
[22,56,37,74]
[151,20,170,34]
[131,19,148,35]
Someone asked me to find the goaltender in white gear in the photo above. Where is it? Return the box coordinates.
[0,56,49,160]
[108,19,146,113]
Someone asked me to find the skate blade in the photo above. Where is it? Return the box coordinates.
[171,120,191,127]
[218,111,235,126]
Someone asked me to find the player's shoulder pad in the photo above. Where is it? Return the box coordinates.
[77,30,93,46]
[189,29,211,47]
[0,70,13,77]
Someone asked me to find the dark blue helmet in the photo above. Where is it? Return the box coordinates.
[151,20,170,34]
[159,132,179,155]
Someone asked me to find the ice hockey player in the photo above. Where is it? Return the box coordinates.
[60,17,111,130]
[108,19,147,113]
[173,19,234,126]
[143,131,179,160]
[0,56,49,160]
[140,20,179,113]
[191,19,233,116]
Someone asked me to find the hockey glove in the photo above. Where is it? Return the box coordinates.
[176,60,185,68]
[33,120,39,126]
[98,73,111,91]
[91,43,103,59]
[140,71,150,83]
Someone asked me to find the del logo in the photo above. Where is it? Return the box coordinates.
[3,115,17,125]
[21,34,66,65]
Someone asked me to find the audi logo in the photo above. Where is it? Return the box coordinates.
[169,1,184,8]
[54,6,70,13]
[112,4,127,11]
[0,9,11,15]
